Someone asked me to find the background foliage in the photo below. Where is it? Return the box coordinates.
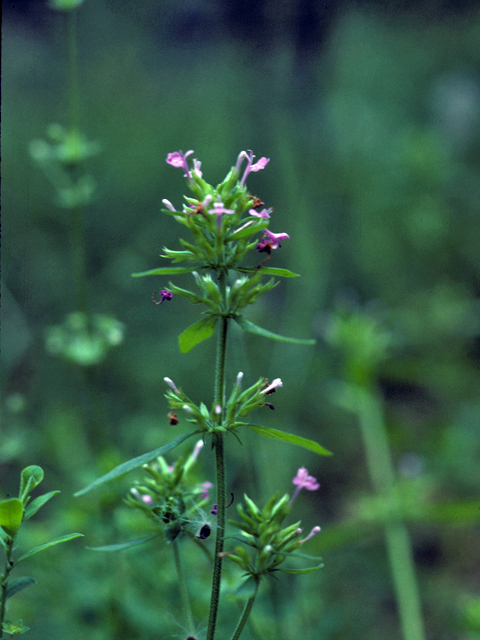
[2,0,480,638]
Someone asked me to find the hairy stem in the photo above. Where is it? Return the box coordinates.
[207,270,229,640]
[0,536,15,639]
[172,539,195,636]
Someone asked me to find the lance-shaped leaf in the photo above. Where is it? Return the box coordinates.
[23,491,60,521]
[178,316,217,353]
[239,423,332,456]
[87,533,160,552]
[237,267,300,278]
[16,533,84,564]
[279,564,324,574]
[6,577,37,600]
[74,431,200,497]
[229,219,269,240]
[234,316,315,345]
[131,266,197,278]
[0,499,23,537]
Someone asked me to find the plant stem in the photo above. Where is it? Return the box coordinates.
[64,8,89,316]
[64,9,80,135]
[0,536,15,638]
[229,579,260,640]
[172,539,195,636]
[207,271,229,640]
[356,387,426,640]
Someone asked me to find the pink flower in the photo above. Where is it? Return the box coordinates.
[235,150,270,186]
[249,207,272,219]
[166,150,194,178]
[291,467,320,503]
[210,199,235,229]
[256,229,290,254]
[201,481,214,500]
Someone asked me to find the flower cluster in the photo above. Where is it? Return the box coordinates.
[163,373,283,434]
[148,150,292,320]
[162,149,288,266]
[125,440,213,542]
[225,468,321,579]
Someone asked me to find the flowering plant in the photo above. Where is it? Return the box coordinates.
[76,149,331,640]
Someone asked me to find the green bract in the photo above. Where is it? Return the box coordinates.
[227,492,323,580]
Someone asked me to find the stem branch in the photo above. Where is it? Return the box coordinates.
[229,579,260,640]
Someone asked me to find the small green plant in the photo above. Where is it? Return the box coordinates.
[76,149,331,639]
[0,466,83,638]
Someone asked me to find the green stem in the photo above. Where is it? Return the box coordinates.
[172,539,195,636]
[357,387,426,640]
[207,271,229,640]
[0,537,15,639]
[63,8,89,316]
[64,9,80,134]
[229,579,260,640]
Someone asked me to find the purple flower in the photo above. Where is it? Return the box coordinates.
[290,467,320,504]
[256,229,290,254]
[235,150,270,186]
[153,289,173,305]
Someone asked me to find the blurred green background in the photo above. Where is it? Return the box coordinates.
[2,0,480,638]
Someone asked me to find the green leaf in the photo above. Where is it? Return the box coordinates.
[6,577,37,600]
[16,533,84,564]
[178,316,217,353]
[230,220,269,240]
[19,465,44,501]
[131,266,197,278]
[234,316,315,345]
[280,564,324,574]
[23,491,60,521]
[239,424,332,456]
[0,499,23,537]
[238,267,300,278]
[74,431,200,497]
[87,533,160,552]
